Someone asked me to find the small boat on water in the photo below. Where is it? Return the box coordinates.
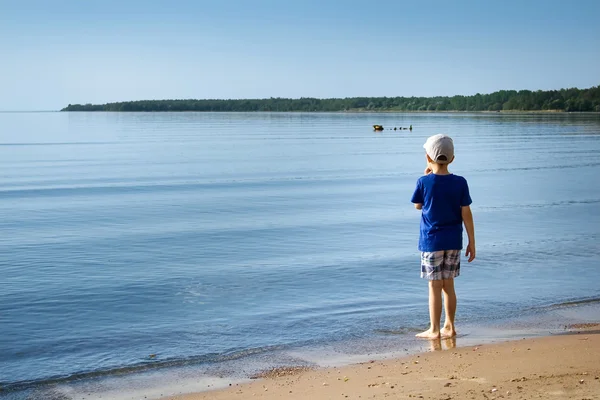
[373,124,413,131]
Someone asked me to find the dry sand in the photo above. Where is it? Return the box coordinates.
[165,324,600,400]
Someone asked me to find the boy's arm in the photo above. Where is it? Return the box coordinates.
[411,179,424,210]
[461,205,476,262]
[413,167,432,210]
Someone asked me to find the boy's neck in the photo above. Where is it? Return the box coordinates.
[430,163,451,175]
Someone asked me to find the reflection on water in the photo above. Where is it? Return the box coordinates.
[428,337,457,352]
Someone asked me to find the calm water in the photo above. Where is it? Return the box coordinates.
[1,112,600,399]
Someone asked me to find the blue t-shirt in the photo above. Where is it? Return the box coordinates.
[410,173,472,252]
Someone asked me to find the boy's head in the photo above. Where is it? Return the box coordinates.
[423,134,454,164]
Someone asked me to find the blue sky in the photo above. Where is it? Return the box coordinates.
[0,0,598,110]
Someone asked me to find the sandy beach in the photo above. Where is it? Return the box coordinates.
[165,324,600,400]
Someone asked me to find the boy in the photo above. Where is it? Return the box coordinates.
[410,134,475,339]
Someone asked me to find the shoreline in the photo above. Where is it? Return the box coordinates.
[10,301,599,400]
[164,324,600,400]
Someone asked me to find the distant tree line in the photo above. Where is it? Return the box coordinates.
[62,86,600,112]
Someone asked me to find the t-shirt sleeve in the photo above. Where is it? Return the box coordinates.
[411,180,424,204]
[461,179,473,206]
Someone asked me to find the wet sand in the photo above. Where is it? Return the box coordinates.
[164,324,600,400]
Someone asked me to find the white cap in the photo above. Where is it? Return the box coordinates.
[423,134,454,164]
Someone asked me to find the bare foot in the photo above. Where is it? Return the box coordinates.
[440,326,456,338]
[416,329,441,339]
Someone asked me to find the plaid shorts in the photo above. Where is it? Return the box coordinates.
[421,250,461,280]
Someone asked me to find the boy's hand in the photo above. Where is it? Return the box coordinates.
[424,166,432,175]
[465,243,476,262]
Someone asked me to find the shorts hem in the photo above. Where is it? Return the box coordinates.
[420,271,460,281]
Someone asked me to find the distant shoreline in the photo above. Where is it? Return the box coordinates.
[58,109,600,114]
[60,86,600,113]
[57,109,600,114]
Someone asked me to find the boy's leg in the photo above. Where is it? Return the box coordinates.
[416,280,443,338]
[441,278,457,338]
[417,251,444,339]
